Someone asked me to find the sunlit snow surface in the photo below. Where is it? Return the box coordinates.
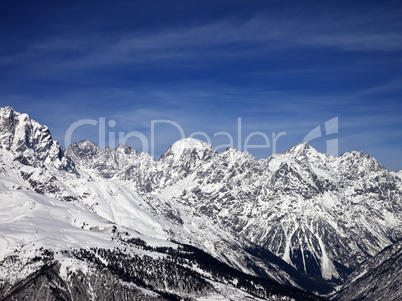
[1,106,402,300]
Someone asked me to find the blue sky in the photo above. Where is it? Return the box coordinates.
[1,0,402,170]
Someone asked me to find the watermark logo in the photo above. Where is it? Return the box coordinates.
[64,117,338,157]
[64,117,287,157]
[303,117,338,156]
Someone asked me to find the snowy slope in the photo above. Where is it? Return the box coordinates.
[0,150,320,300]
[0,150,176,299]
[0,106,326,300]
[2,105,402,299]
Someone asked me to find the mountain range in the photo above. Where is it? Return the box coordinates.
[0,106,401,300]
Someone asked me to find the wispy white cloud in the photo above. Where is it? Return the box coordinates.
[3,7,402,78]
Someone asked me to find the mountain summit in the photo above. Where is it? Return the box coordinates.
[0,106,75,172]
[66,117,402,283]
[1,106,402,300]
[160,137,216,162]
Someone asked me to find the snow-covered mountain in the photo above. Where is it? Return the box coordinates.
[0,107,326,300]
[68,135,402,285]
[1,106,402,300]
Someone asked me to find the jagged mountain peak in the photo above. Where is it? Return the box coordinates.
[75,139,98,148]
[160,137,216,162]
[0,106,51,149]
[266,143,328,175]
[66,140,101,167]
[339,150,386,175]
[0,105,17,117]
[283,142,321,157]
[114,143,153,159]
[340,150,380,163]
[69,140,100,153]
[67,140,100,158]
[116,143,132,151]
[0,106,75,172]
[219,146,257,163]
[68,140,154,160]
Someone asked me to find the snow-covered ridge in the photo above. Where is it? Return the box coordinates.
[67,130,402,284]
[1,106,329,300]
[1,106,402,299]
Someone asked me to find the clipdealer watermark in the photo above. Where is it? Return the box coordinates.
[64,117,338,157]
